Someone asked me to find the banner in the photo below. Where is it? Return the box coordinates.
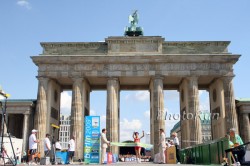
[110,142,153,149]
[84,116,100,164]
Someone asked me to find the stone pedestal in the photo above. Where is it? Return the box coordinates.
[70,78,84,160]
[34,77,49,156]
[187,77,202,145]
[150,76,165,155]
[106,78,120,154]
[223,76,238,133]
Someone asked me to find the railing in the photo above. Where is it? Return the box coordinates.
[180,137,230,165]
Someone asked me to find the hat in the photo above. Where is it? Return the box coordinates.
[229,128,236,132]
[32,129,38,133]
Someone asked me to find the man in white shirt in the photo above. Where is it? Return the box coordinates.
[172,132,180,164]
[55,139,62,151]
[28,129,39,164]
[44,133,51,157]
[158,128,166,164]
[68,136,75,164]
[101,128,110,164]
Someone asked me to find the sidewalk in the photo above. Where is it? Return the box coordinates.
[17,162,215,165]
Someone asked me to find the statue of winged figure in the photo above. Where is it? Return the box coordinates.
[128,10,139,31]
[124,10,143,36]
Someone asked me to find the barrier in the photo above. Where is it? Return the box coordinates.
[55,151,69,164]
[165,146,176,164]
[180,137,230,165]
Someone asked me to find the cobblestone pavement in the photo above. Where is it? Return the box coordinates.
[17,161,212,165]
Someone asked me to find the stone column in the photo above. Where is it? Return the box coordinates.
[187,77,202,145]
[241,113,250,144]
[34,76,49,156]
[222,76,238,133]
[70,77,84,160]
[106,78,119,154]
[22,114,30,153]
[150,76,165,155]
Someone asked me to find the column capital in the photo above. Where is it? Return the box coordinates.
[186,76,198,82]
[107,77,119,81]
[221,75,235,83]
[36,76,49,82]
[152,75,164,80]
[71,77,84,82]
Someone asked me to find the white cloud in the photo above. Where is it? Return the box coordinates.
[90,109,96,115]
[135,91,149,101]
[144,110,150,119]
[124,94,131,101]
[100,115,106,129]
[120,118,142,141]
[199,90,204,96]
[17,0,31,9]
[199,96,210,112]
[124,91,149,102]
[60,91,72,115]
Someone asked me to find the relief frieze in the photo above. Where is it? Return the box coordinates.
[40,63,232,73]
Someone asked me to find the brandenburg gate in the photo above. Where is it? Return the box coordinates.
[32,35,240,159]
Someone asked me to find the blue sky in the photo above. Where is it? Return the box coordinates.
[1,0,250,140]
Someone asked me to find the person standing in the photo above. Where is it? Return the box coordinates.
[15,147,21,162]
[158,128,166,164]
[28,129,39,165]
[101,128,110,164]
[132,131,144,163]
[68,136,75,164]
[44,134,51,157]
[55,139,62,151]
[172,132,180,164]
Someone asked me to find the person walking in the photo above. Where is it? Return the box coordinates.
[44,134,51,157]
[68,136,75,164]
[158,128,166,164]
[101,128,110,164]
[28,129,39,165]
[172,132,180,164]
[132,131,144,163]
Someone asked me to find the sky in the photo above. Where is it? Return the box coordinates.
[0,0,250,141]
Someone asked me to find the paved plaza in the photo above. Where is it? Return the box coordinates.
[17,162,211,166]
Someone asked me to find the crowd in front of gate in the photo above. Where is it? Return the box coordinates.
[0,127,248,165]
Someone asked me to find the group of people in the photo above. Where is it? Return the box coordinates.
[100,128,180,164]
[18,126,247,165]
[156,129,180,164]
[27,129,75,165]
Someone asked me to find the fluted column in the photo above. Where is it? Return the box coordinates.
[187,77,202,145]
[34,77,49,156]
[22,113,30,153]
[150,76,165,155]
[242,113,250,144]
[70,77,84,160]
[106,78,120,154]
[222,76,238,133]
